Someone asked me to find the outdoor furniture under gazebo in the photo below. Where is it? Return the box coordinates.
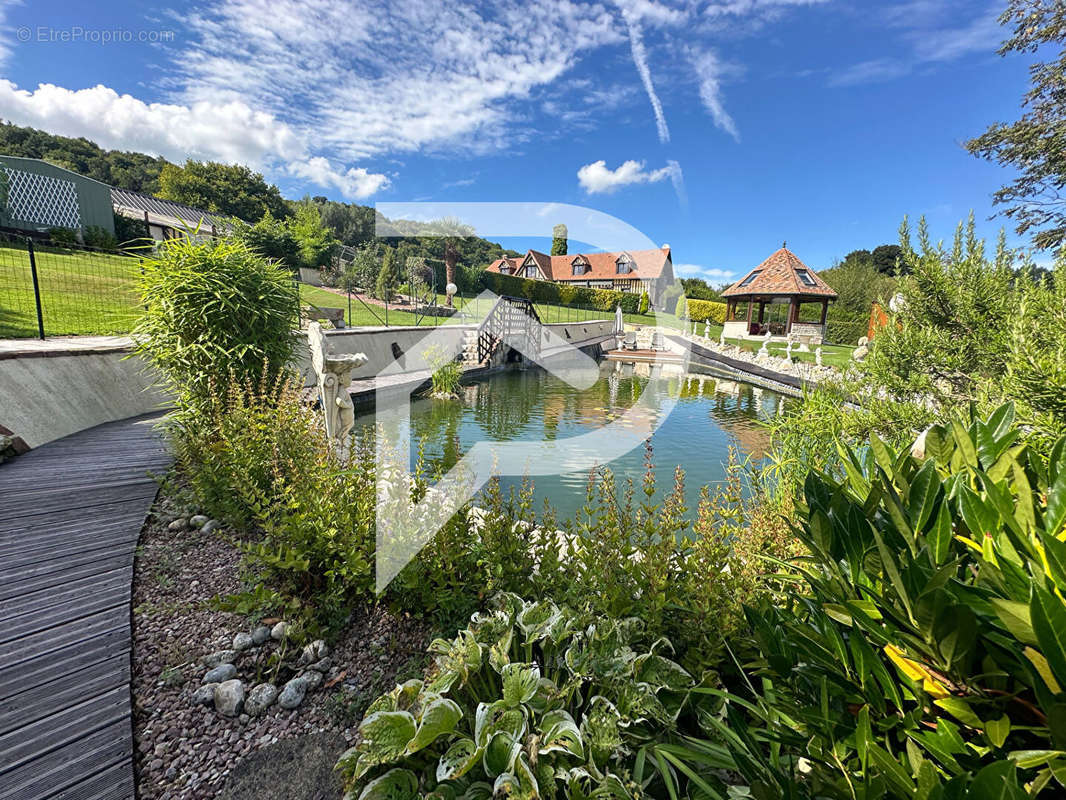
[720,245,837,344]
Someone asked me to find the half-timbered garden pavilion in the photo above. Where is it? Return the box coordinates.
[720,246,837,344]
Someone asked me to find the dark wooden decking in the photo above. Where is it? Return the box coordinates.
[0,415,171,800]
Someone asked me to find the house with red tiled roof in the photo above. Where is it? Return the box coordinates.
[720,246,837,344]
[486,243,675,305]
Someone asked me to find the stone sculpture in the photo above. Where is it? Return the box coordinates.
[815,346,823,367]
[307,322,368,460]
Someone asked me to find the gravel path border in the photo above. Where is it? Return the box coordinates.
[132,491,431,800]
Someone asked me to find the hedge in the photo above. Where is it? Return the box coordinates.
[479,271,642,313]
[675,296,727,324]
[825,308,868,345]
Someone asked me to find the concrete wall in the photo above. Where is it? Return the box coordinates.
[0,349,170,449]
[296,320,614,386]
[298,267,323,286]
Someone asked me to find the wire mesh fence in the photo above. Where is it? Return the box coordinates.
[0,231,633,340]
[0,233,144,339]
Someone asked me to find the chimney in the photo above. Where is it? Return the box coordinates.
[661,243,671,256]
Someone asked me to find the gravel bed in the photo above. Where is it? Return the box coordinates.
[132,491,432,800]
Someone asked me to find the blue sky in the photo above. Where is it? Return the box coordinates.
[0,0,1038,284]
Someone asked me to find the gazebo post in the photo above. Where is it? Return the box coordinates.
[820,298,828,325]
[745,297,753,331]
[757,301,765,324]
[787,298,798,334]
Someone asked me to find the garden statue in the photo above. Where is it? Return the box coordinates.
[307,322,368,460]
[852,335,870,361]
[719,330,727,347]
[757,339,769,358]
[704,320,711,338]
[815,346,823,367]
[784,340,793,360]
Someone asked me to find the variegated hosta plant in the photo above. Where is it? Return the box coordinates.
[336,595,694,800]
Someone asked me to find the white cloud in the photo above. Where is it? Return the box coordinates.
[831,1,1002,87]
[688,49,740,141]
[0,0,20,67]
[675,263,739,283]
[619,8,671,144]
[288,157,389,199]
[577,159,678,194]
[0,81,389,200]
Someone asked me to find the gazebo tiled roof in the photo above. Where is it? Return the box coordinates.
[721,247,837,299]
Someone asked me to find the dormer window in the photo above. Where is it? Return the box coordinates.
[571,257,588,276]
[616,254,632,274]
[739,270,761,287]
[500,263,512,275]
[796,269,816,287]
[525,264,537,278]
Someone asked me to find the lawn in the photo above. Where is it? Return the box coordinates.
[0,243,143,338]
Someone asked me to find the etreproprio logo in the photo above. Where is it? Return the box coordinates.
[369,202,691,592]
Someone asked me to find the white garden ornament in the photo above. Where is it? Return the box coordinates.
[307,322,368,460]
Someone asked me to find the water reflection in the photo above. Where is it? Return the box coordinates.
[356,360,786,519]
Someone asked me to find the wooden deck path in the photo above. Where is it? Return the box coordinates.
[0,414,171,800]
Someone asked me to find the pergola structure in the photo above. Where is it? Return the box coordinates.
[720,246,837,344]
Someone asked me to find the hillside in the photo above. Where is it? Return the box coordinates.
[0,121,519,267]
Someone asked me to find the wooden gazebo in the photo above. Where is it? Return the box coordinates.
[720,246,837,344]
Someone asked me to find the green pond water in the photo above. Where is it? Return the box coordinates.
[356,360,789,520]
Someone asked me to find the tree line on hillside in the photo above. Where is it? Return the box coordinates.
[0,121,519,275]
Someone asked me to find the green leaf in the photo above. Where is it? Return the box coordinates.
[483,731,520,777]
[358,711,417,764]
[966,760,1027,800]
[1048,467,1066,539]
[408,696,463,753]
[934,697,983,729]
[929,501,953,566]
[500,663,540,707]
[908,459,942,533]
[986,715,1011,749]
[950,420,979,470]
[634,653,692,691]
[1009,750,1066,769]
[1030,585,1066,688]
[540,709,585,759]
[437,738,483,782]
[357,769,420,800]
[990,598,1038,646]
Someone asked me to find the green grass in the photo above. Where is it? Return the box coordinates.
[0,248,851,370]
[0,243,143,338]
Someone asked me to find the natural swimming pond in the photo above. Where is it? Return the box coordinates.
[358,360,789,520]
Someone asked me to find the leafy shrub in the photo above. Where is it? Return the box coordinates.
[1002,260,1066,452]
[337,594,694,800]
[114,212,149,245]
[683,298,726,325]
[657,406,1066,798]
[83,225,118,251]
[426,344,463,398]
[170,373,324,532]
[638,290,649,314]
[674,295,687,319]
[864,215,1020,405]
[823,307,868,344]
[48,226,78,246]
[479,271,641,314]
[231,211,300,270]
[133,235,299,411]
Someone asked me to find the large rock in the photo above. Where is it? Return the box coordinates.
[301,671,323,692]
[270,621,291,641]
[167,518,188,531]
[215,679,245,717]
[245,683,279,717]
[203,663,238,684]
[251,625,272,646]
[297,640,329,666]
[202,649,238,669]
[308,657,332,673]
[232,632,255,652]
[189,514,209,528]
[277,677,307,709]
[192,683,218,706]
